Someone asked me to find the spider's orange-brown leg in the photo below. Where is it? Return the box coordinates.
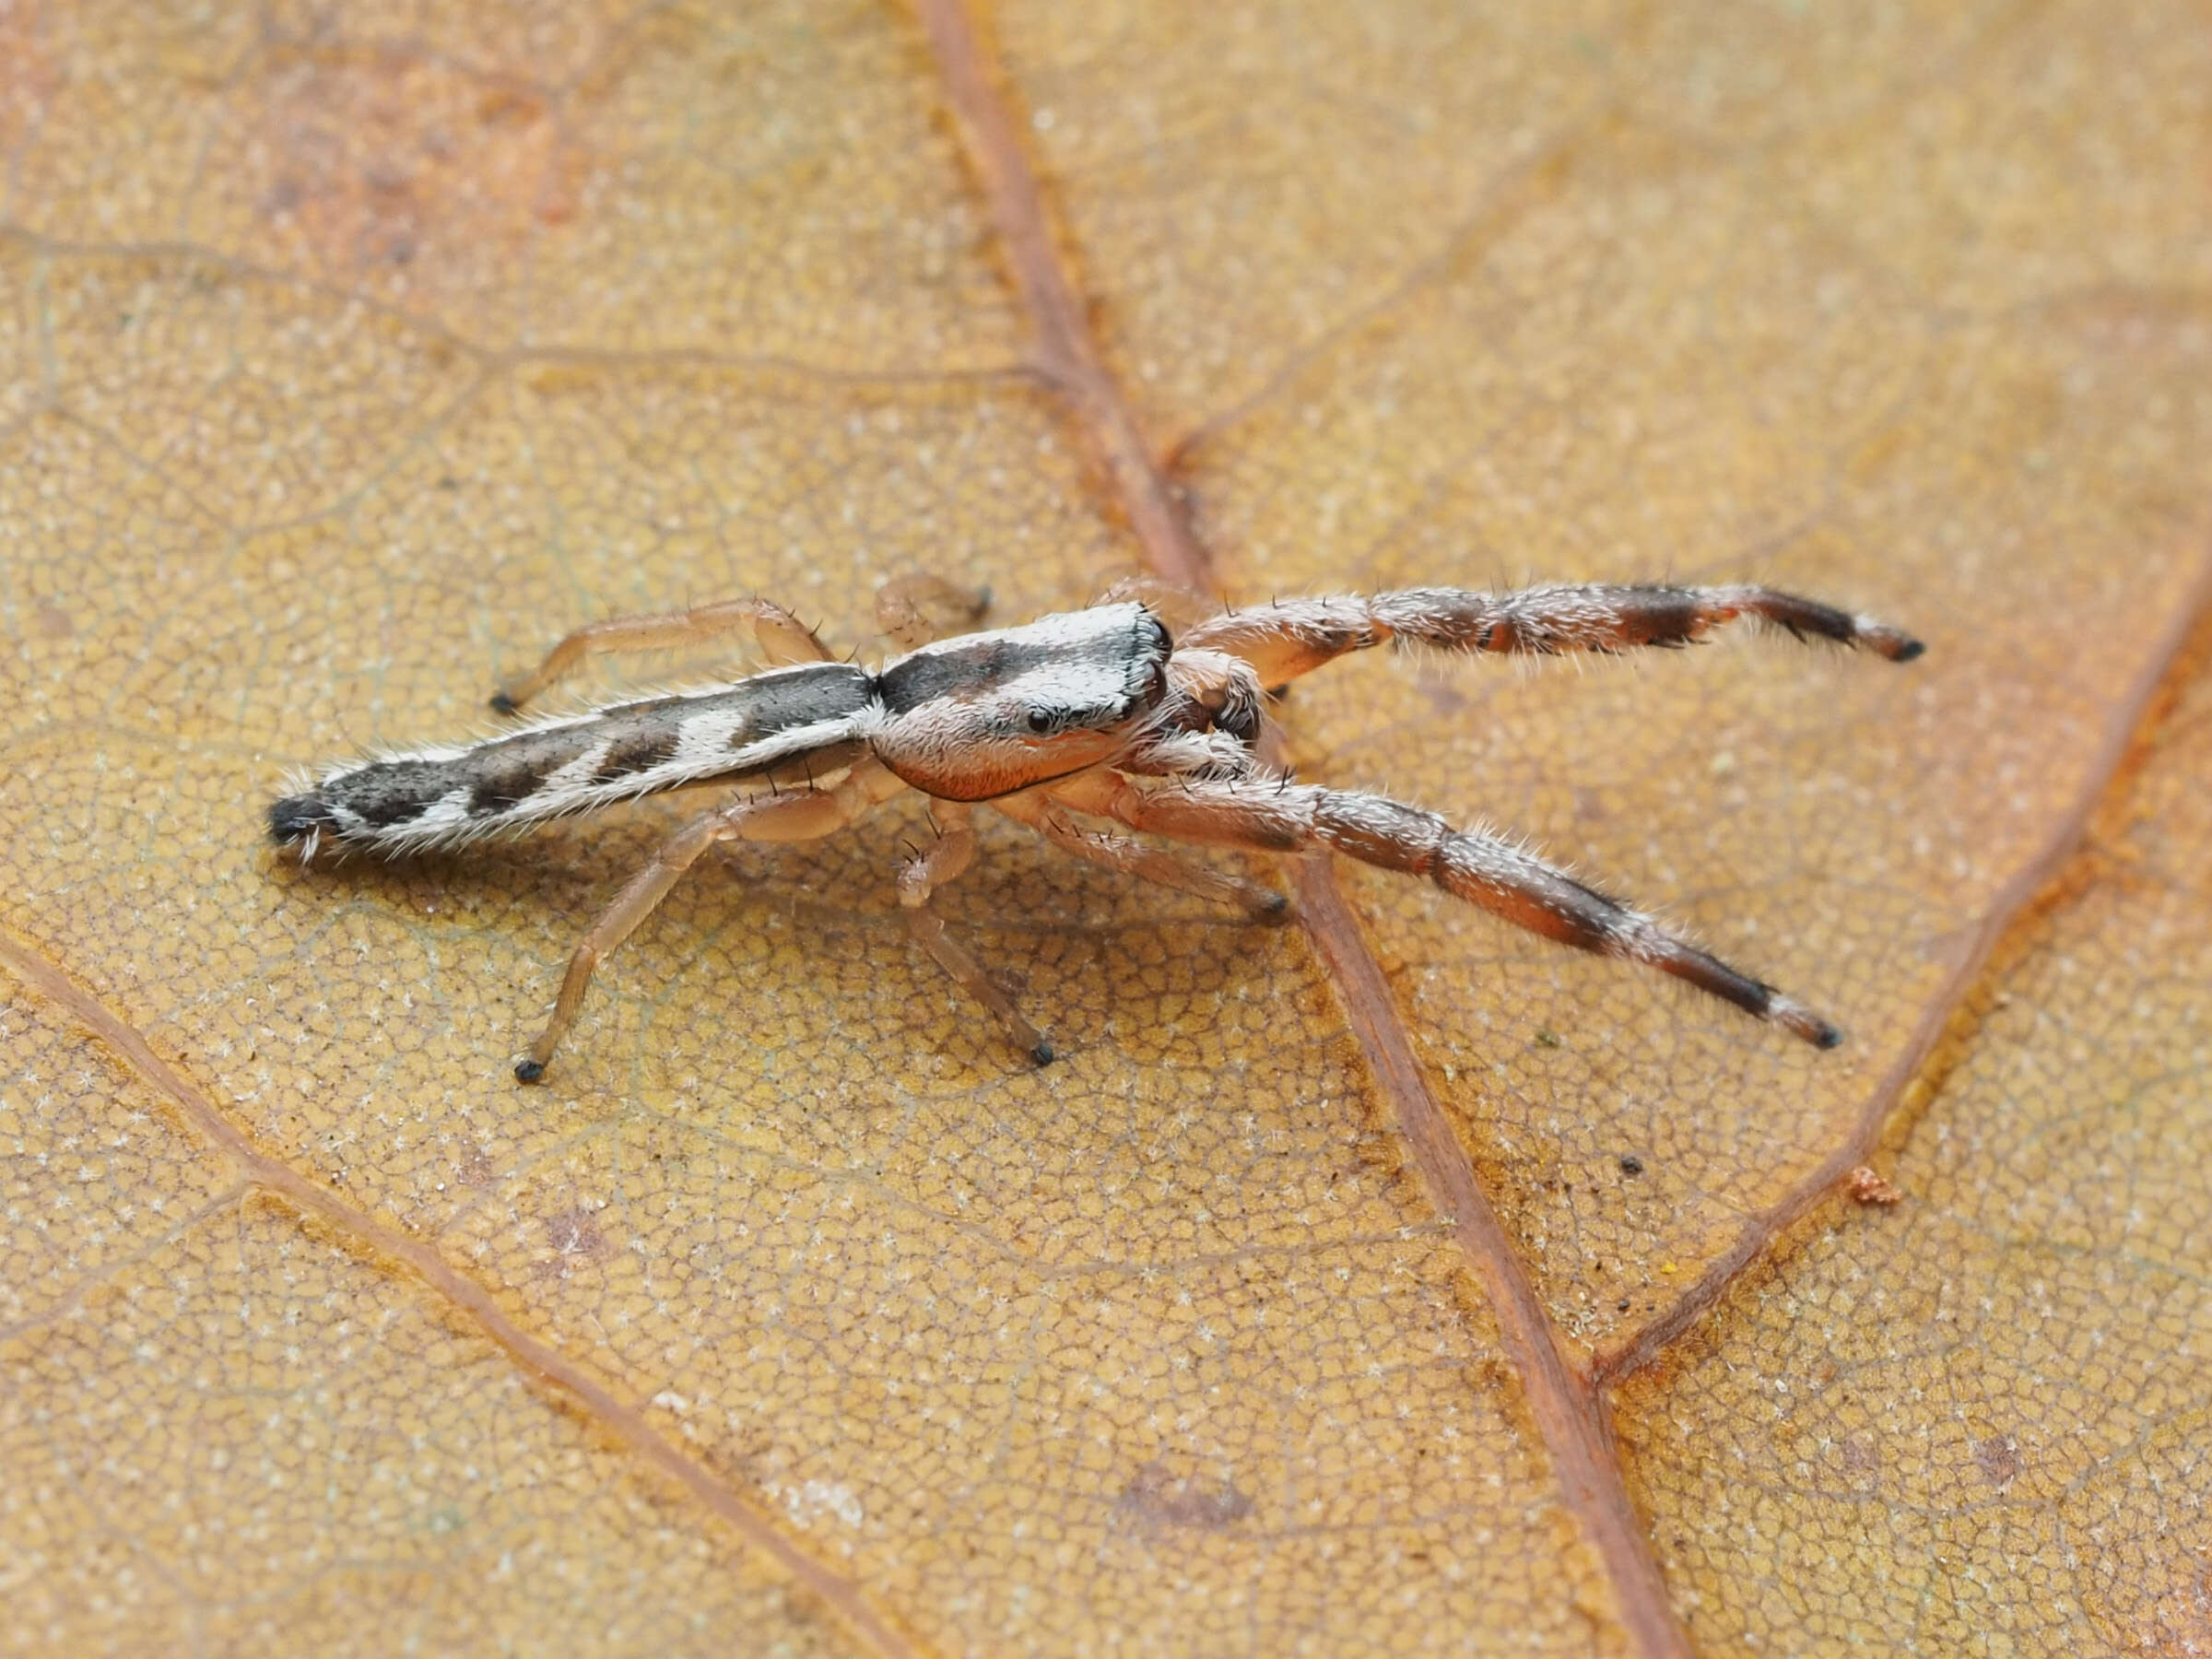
[1086,775,1841,1048]
[1176,583,1924,688]
[875,574,992,652]
[517,762,905,1082]
[897,801,1053,1065]
[992,785,1288,922]
[492,595,834,713]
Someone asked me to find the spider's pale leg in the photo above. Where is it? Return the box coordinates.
[517,763,902,1082]
[876,574,992,651]
[994,786,1288,922]
[898,801,1053,1065]
[1096,777,1841,1048]
[492,595,833,713]
[1177,583,1924,688]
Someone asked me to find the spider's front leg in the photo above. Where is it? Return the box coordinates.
[1178,582,1924,688]
[517,760,905,1082]
[898,801,1054,1065]
[1083,775,1842,1048]
[491,594,834,713]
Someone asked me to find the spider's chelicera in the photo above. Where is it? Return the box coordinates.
[268,576,1923,1082]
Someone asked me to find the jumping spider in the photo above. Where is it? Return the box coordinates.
[269,575,1922,1081]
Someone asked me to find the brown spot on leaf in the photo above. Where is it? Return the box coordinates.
[243,43,588,285]
[1114,1462,1255,1533]
[1974,1435,2021,1488]
[539,1205,610,1280]
[0,7,60,155]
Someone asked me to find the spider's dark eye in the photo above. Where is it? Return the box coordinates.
[1026,709,1054,734]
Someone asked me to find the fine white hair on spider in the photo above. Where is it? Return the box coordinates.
[267,574,1924,1083]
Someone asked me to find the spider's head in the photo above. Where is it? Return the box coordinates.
[870,602,1171,800]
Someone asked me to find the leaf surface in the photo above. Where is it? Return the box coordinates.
[2,2,2207,1654]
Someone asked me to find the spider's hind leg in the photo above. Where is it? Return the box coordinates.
[517,764,899,1082]
[491,594,834,713]
[876,574,993,651]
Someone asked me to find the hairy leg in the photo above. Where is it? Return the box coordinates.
[517,761,904,1082]
[1088,775,1841,1047]
[994,784,1288,921]
[876,574,992,651]
[897,801,1053,1064]
[492,595,833,713]
[1175,582,1924,687]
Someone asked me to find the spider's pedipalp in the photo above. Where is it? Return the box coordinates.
[1156,646,1266,744]
[1089,776,1841,1048]
[1178,582,1924,686]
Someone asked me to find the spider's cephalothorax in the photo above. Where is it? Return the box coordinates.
[269,575,1923,1081]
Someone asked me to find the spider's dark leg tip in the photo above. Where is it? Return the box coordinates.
[1769,994,1842,1050]
[513,1058,546,1084]
[488,690,521,715]
[1255,890,1292,924]
[1030,1039,1056,1066]
[1892,637,1926,663]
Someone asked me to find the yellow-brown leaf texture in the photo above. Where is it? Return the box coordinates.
[2,3,2207,1655]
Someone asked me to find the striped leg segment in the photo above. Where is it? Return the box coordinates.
[898,802,1053,1065]
[1083,777,1841,1048]
[1176,582,1924,687]
[491,595,833,713]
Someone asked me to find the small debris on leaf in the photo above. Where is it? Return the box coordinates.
[1844,1164,1900,1206]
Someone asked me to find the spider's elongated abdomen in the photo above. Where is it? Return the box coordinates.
[269,661,875,853]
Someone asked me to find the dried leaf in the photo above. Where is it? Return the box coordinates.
[3,3,2207,1654]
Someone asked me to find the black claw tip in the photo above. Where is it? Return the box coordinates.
[1892,637,1926,663]
[514,1058,546,1084]
[488,689,520,714]
[1815,1022,1844,1050]
[1030,1040,1055,1066]
[1256,890,1292,924]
